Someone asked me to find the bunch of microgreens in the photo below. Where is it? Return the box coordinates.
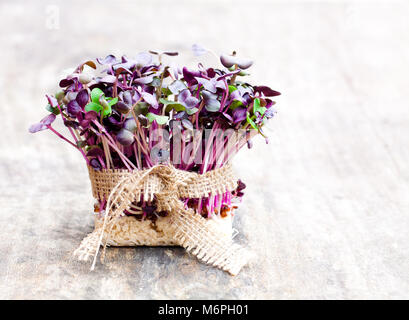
[30,46,281,219]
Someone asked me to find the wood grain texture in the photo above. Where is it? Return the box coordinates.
[0,0,408,299]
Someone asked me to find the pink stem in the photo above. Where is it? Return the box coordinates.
[91,120,136,170]
[47,95,90,164]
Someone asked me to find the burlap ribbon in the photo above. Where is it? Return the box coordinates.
[74,164,251,275]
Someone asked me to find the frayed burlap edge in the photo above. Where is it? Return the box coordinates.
[74,164,251,276]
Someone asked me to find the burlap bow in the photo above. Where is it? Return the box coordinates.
[74,164,251,275]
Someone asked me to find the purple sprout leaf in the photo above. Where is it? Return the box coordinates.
[232,107,247,123]
[264,99,275,109]
[99,75,117,84]
[195,77,217,93]
[216,69,241,81]
[141,91,159,109]
[115,53,152,71]
[182,67,201,85]
[178,89,199,109]
[114,66,133,75]
[85,110,98,120]
[96,54,118,65]
[131,90,142,104]
[204,100,220,112]
[28,114,56,133]
[133,75,154,85]
[116,128,135,146]
[235,58,253,70]
[134,52,153,68]
[89,158,102,171]
[86,146,105,158]
[177,89,190,102]
[79,119,90,128]
[115,90,141,109]
[76,89,89,108]
[264,106,277,119]
[220,54,236,68]
[253,86,281,97]
[229,89,247,105]
[104,115,122,131]
[220,54,253,70]
[202,90,221,112]
[168,80,187,94]
[181,119,194,130]
[64,120,80,129]
[67,100,82,117]
[168,62,182,80]
[122,91,133,105]
[46,95,59,108]
[137,114,149,127]
[113,101,131,114]
[64,91,78,103]
[79,110,98,128]
[162,51,178,56]
[222,112,233,122]
[59,78,75,88]
[123,118,137,132]
[112,56,134,72]
[29,122,47,133]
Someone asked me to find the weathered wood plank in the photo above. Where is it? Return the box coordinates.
[1,0,409,299]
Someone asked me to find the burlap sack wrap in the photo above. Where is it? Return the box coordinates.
[74,163,250,275]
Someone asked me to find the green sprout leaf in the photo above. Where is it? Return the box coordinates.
[246,112,257,130]
[253,98,266,115]
[186,107,199,115]
[102,105,111,117]
[99,98,111,117]
[238,71,250,76]
[150,77,162,87]
[46,104,60,115]
[160,98,186,112]
[107,97,118,106]
[228,85,237,93]
[85,102,102,113]
[161,87,172,96]
[159,98,175,106]
[76,140,87,148]
[147,112,169,125]
[229,100,243,110]
[134,102,149,116]
[166,104,185,112]
[91,88,104,103]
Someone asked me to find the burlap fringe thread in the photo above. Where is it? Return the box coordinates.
[73,164,251,276]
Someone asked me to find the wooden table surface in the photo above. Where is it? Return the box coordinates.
[1,0,408,299]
